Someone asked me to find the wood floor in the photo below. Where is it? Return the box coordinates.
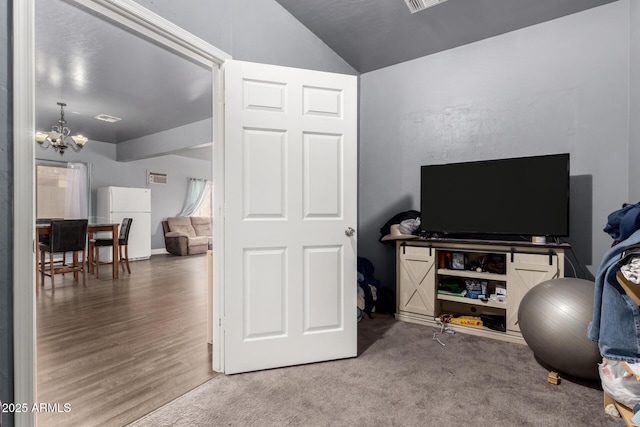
[36,254,217,427]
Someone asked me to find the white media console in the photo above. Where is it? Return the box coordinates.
[395,238,568,343]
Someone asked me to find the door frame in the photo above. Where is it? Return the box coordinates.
[13,1,230,424]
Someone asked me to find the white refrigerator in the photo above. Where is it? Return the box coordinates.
[96,186,151,261]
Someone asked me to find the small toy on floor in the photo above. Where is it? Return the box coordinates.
[433,314,456,346]
[547,371,561,385]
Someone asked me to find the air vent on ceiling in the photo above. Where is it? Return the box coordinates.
[148,171,167,185]
[94,113,122,123]
[404,0,448,14]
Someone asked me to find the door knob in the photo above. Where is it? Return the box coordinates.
[345,227,356,236]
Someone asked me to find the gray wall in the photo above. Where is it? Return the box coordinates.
[117,119,212,162]
[0,1,11,425]
[359,1,631,289]
[36,140,212,251]
[631,0,640,203]
[129,0,357,76]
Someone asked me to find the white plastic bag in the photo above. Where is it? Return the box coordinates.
[599,358,640,408]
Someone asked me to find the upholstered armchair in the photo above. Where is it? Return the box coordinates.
[162,216,212,256]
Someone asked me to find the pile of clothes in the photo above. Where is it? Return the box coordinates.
[588,201,640,421]
[357,257,395,321]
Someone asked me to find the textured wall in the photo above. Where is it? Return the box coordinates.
[129,0,356,75]
[359,1,630,288]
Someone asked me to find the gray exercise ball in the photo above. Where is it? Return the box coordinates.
[518,278,601,381]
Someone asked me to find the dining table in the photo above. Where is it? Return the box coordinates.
[35,222,120,292]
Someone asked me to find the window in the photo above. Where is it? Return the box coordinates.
[192,181,212,217]
[178,178,212,217]
[36,161,90,219]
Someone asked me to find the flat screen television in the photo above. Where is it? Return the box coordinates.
[420,153,570,239]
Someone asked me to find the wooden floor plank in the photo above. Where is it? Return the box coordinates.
[36,254,217,427]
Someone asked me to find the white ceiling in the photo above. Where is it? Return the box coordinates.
[35,0,212,145]
[35,0,618,148]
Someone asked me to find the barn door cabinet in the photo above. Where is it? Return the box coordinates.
[395,239,566,344]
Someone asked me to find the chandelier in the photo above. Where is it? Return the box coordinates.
[35,102,88,155]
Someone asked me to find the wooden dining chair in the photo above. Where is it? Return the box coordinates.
[39,219,88,289]
[89,217,133,278]
[36,217,65,265]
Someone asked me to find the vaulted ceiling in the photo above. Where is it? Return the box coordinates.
[274,0,617,73]
[35,0,618,149]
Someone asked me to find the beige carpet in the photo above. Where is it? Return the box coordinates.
[129,315,619,426]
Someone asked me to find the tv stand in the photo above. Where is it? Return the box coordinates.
[394,238,567,343]
[424,233,558,244]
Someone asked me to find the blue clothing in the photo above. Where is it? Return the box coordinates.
[588,228,640,362]
[603,201,640,243]
[357,257,380,317]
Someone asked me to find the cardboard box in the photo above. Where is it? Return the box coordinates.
[449,316,483,327]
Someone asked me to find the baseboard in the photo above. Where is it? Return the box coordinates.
[151,248,169,256]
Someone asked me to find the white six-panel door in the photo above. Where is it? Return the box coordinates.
[223,60,357,374]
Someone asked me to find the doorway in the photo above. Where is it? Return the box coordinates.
[14,0,229,424]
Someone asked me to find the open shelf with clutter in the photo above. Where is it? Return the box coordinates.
[395,238,568,343]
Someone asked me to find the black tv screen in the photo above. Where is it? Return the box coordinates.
[420,153,570,238]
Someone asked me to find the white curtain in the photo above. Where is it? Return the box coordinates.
[64,162,89,219]
[178,178,210,216]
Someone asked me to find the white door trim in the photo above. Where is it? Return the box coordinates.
[13,1,230,424]
[13,3,37,426]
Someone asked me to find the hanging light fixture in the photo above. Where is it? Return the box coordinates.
[35,102,88,155]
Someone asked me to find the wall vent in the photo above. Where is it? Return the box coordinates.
[404,0,448,14]
[148,171,168,185]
